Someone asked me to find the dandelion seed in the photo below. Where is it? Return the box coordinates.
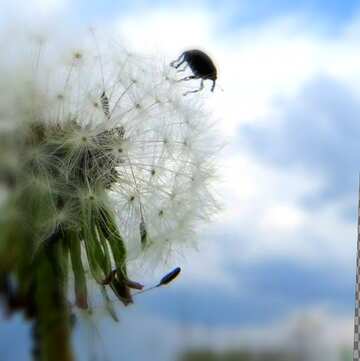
[158,267,181,286]
[132,267,182,296]
[139,219,147,248]
[73,51,83,60]
[100,91,110,119]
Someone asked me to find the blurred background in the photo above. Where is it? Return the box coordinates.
[0,0,359,360]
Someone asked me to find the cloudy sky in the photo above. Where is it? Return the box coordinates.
[1,0,360,360]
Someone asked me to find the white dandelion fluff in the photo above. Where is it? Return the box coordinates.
[0,29,220,317]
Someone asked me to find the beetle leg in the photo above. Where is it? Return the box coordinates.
[183,79,204,96]
[170,53,185,68]
[177,75,198,82]
[176,63,188,72]
[174,59,186,69]
[211,79,216,92]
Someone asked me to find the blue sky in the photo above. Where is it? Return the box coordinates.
[1,0,360,360]
[71,0,360,26]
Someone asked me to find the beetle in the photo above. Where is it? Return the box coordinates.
[170,50,217,95]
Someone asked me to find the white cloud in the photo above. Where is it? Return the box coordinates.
[114,9,360,135]
[0,0,69,24]
[72,305,353,361]
[216,152,356,267]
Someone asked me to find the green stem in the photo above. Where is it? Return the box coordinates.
[33,231,74,361]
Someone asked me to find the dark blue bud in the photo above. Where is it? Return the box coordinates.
[158,267,181,286]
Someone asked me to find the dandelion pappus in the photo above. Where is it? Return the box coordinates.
[170,50,217,96]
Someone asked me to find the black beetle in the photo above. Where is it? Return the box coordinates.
[170,49,217,95]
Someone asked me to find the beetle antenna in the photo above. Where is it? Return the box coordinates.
[170,52,185,68]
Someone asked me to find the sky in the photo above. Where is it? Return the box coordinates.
[1,0,360,360]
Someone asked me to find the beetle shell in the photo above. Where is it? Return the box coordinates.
[184,50,217,80]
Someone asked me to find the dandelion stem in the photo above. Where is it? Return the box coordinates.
[33,230,74,361]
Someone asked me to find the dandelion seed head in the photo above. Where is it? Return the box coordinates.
[0,30,221,308]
